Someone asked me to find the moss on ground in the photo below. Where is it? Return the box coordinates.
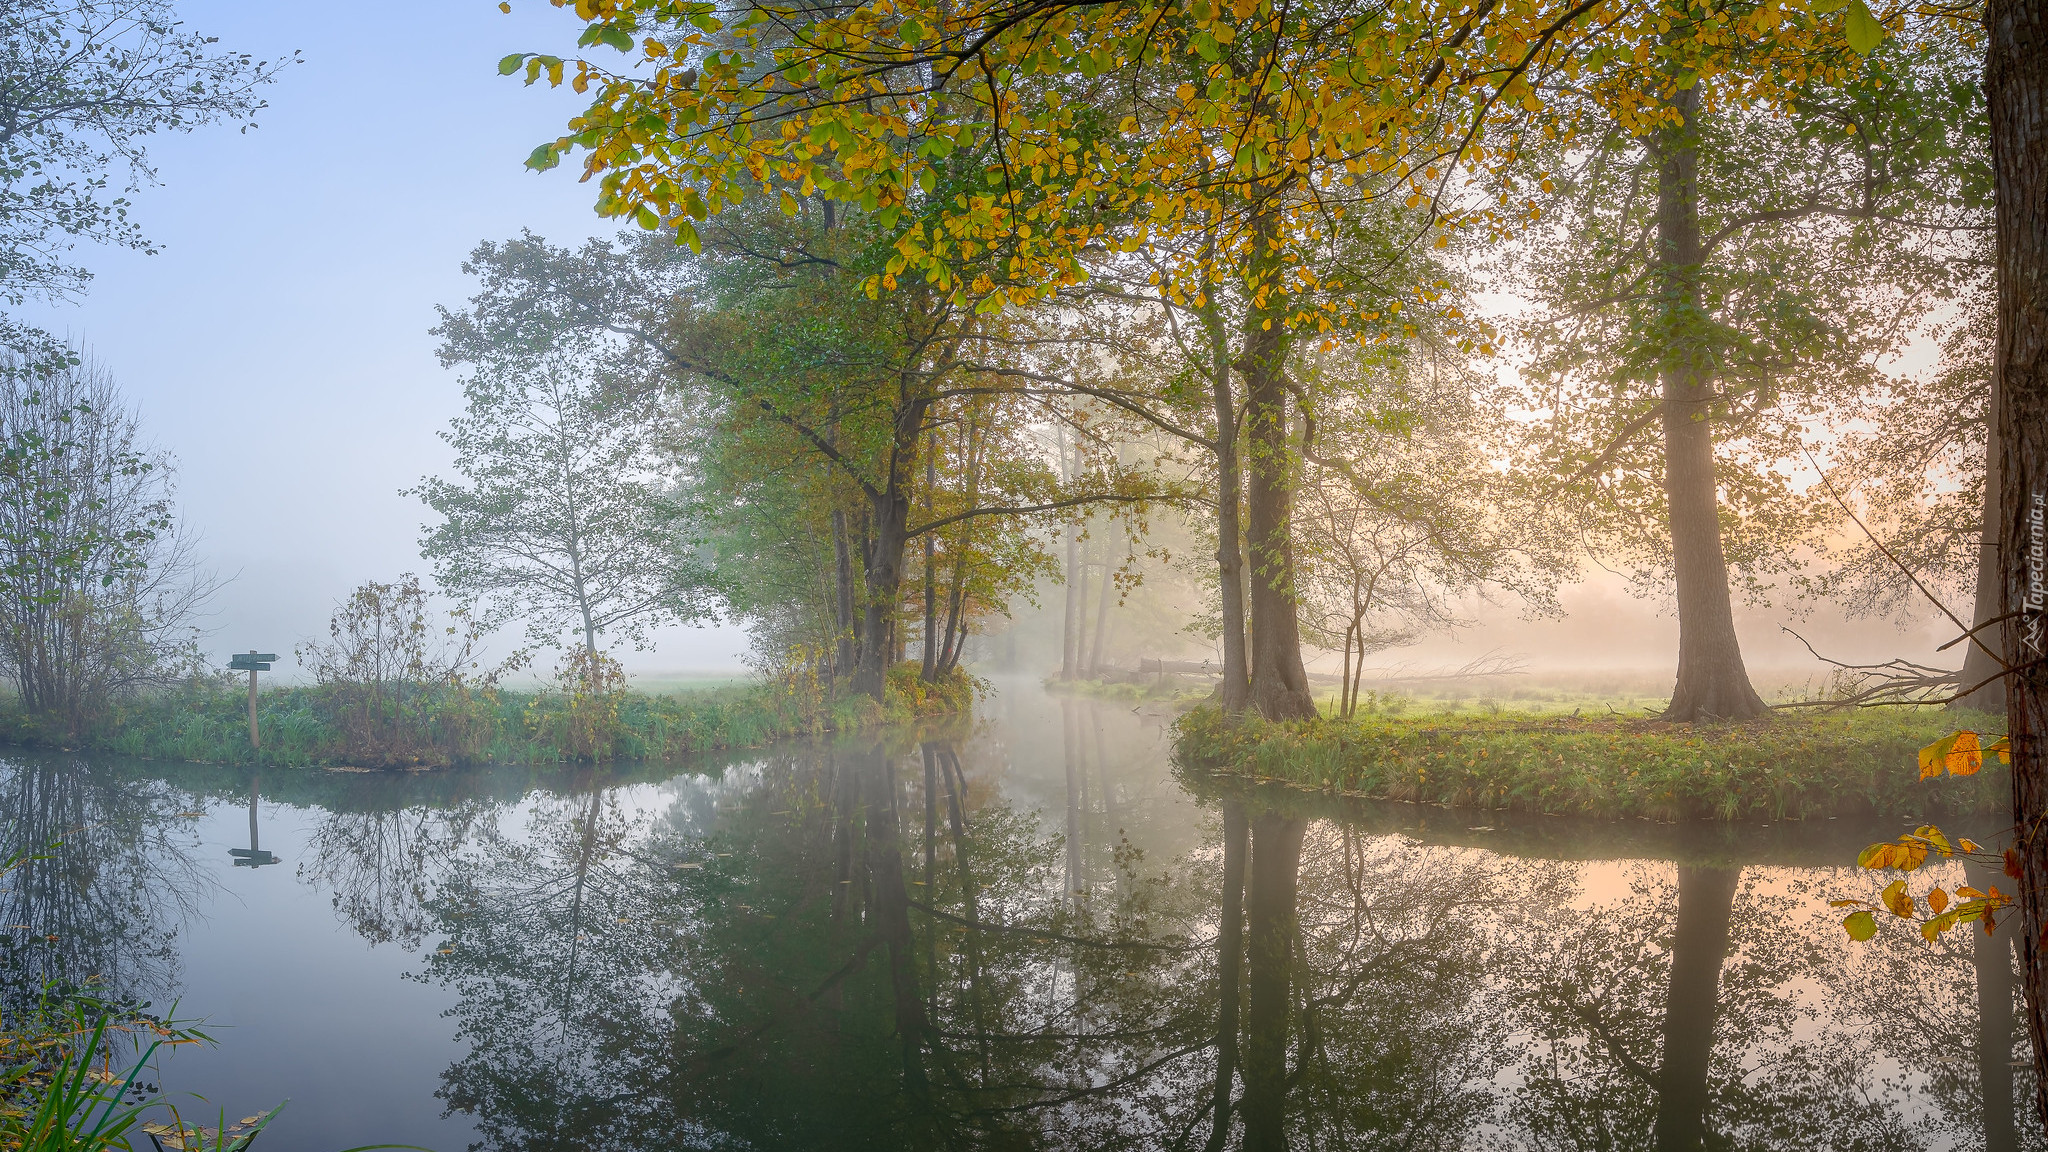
[1172,704,2007,822]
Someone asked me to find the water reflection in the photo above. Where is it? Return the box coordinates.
[230,771,281,869]
[0,756,208,1009]
[1,693,2036,1151]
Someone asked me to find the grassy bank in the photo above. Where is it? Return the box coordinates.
[1173,705,2006,822]
[0,664,979,769]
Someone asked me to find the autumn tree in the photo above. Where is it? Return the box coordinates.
[1506,5,1987,720]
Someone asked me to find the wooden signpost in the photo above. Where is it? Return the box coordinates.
[226,650,280,868]
[227,651,275,752]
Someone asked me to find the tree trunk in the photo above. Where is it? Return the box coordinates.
[1205,801,1250,1152]
[852,489,912,702]
[921,437,939,682]
[1961,372,2008,713]
[1654,84,1767,723]
[1240,809,1306,1152]
[1208,308,1252,713]
[1238,237,1317,722]
[1073,432,1089,680]
[833,508,857,680]
[1089,541,1114,675]
[1651,864,1740,1152]
[1988,0,2048,1133]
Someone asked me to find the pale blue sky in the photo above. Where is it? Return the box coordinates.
[18,0,752,676]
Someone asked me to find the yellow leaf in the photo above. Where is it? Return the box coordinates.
[1915,825,1953,856]
[1920,909,1958,941]
[1927,887,1949,915]
[1881,879,1913,918]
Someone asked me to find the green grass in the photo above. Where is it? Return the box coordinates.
[0,664,979,769]
[1172,704,2007,822]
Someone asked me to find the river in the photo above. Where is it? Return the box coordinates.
[0,680,2030,1151]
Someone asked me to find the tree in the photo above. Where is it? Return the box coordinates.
[0,0,288,361]
[0,352,210,732]
[1984,0,2048,1132]
[420,284,712,657]
[1509,6,1987,721]
[295,574,509,767]
[1294,339,1567,718]
[444,225,1161,704]
[505,0,1899,720]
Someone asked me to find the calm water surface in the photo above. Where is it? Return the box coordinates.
[0,681,2032,1151]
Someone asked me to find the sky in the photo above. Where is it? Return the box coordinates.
[18,0,754,677]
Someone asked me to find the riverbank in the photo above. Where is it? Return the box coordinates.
[0,664,979,769]
[1172,705,2004,822]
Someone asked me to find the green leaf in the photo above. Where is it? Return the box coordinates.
[1844,0,1883,56]
[498,53,527,76]
[1842,910,1876,941]
[525,143,560,171]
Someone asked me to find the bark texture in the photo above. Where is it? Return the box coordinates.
[1655,85,1767,722]
[1239,277,1317,722]
[1987,0,2048,1133]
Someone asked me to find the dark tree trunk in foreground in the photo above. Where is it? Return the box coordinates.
[1240,810,1306,1152]
[1988,0,2048,1133]
[1239,250,1317,722]
[1205,802,1250,1152]
[1655,86,1767,723]
[1651,864,1739,1152]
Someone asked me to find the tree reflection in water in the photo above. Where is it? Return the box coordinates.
[269,720,2029,1151]
[399,737,1545,1151]
[0,755,209,1011]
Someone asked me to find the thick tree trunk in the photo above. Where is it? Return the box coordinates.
[1238,262,1317,722]
[1988,0,2048,1133]
[852,490,911,702]
[1208,310,1252,712]
[1654,85,1767,723]
[1961,373,2008,713]
[1240,809,1306,1152]
[1650,864,1740,1152]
